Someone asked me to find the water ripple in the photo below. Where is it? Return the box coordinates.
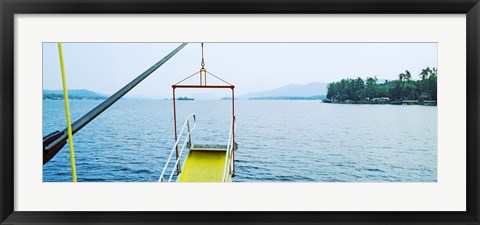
[43,100,437,182]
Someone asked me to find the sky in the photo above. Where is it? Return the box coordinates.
[43,43,437,98]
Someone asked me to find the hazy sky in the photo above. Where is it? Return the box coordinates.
[43,43,437,98]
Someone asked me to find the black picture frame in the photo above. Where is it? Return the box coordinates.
[1,0,479,224]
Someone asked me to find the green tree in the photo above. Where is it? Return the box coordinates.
[404,70,411,82]
[419,67,431,80]
[398,72,405,82]
[352,77,365,101]
[326,82,339,101]
[324,67,437,103]
[428,67,437,100]
[389,80,402,100]
[365,76,378,99]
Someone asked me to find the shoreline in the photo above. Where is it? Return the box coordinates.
[322,99,437,106]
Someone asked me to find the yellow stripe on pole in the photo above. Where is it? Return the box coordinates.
[58,43,77,182]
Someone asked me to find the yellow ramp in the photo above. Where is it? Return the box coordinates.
[178,150,227,182]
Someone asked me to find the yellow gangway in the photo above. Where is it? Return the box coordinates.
[178,148,228,182]
[158,115,237,183]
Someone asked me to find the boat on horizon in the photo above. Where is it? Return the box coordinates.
[177,96,194,101]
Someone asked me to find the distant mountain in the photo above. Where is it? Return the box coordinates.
[43,89,107,100]
[238,82,328,99]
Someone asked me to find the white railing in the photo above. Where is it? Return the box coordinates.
[222,116,236,182]
[158,114,196,182]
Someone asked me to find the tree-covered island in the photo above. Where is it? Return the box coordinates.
[43,89,107,100]
[324,67,437,105]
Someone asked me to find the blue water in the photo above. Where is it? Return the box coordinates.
[43,99,437,182]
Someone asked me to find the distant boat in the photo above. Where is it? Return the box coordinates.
[177,97,194,101]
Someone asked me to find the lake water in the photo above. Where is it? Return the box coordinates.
[43,99,437,182]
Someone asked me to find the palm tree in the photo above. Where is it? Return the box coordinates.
[431,67,437,78]
[404,70,411,82]
[420,68,429,80]
[398,72,405,82]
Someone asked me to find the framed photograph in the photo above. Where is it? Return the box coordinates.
[1,0,479,224]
